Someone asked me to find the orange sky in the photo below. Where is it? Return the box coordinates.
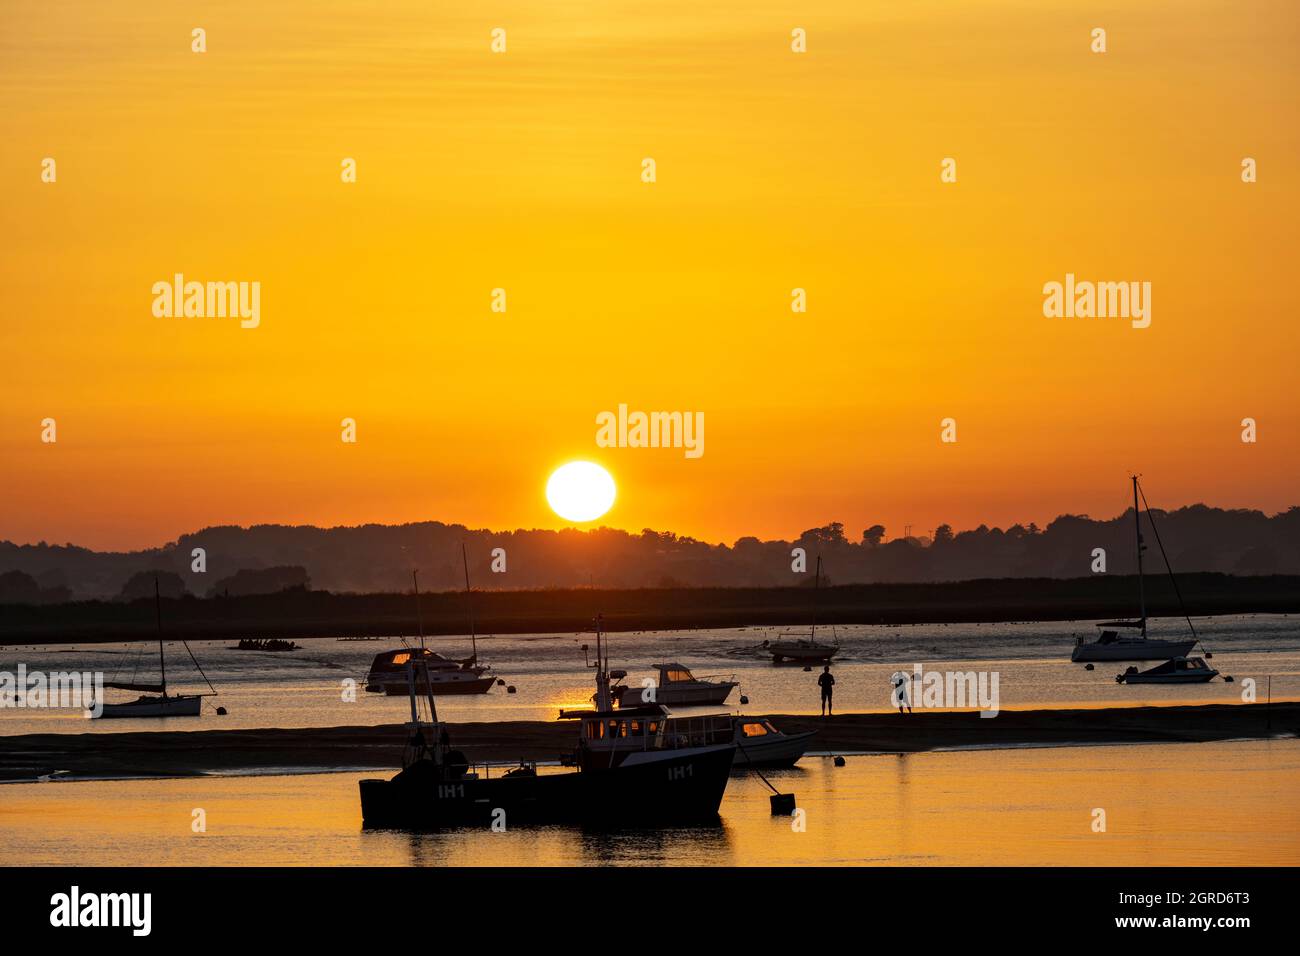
[2,1,1297,551]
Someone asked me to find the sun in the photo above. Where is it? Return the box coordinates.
[546,461,616,523]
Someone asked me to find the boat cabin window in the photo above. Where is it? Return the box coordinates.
[585,721,604,739]
[665,667,694,683]
[391,652,411,666]
[740,721,769,738]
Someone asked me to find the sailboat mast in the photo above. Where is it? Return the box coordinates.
[1132,476,1147,638]
[412,569,425,652]
[154,577,167,696]
[462,542,477,664]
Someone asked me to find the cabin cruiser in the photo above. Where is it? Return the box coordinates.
[1116,656,1219,685]
[364,555,497,696]
[610,663,737,708]
[364,648,494,696]
[1071,477,1201,663]
[732,717,816,768]
[359,617,737,828]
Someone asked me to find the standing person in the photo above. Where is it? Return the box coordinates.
[817,665,835,716]
[891,672,912,714]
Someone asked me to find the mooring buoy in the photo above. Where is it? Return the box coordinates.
[739,695,749,705]
[834,755,846,767]
[770,793,796,815]
[506,685,517,694]
[215,707,228,716]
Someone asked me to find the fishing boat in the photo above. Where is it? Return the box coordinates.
[364,548,496,696]
[1071,477,1199,663]
[767,556,839,664]
[92,579,215,719]
[1116,656,1219,684]
[358,616,737,829]
[610,663,737,707]
[732,717,816,768]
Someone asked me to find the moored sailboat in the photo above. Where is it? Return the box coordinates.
[92,579,215,719]
[1071,477,1200,663]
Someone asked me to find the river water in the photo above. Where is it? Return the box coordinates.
[2,738,1297,866]
[1,614,1297,735]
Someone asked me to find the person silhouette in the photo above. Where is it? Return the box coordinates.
[891,673,912,714]
[817,665,835,716]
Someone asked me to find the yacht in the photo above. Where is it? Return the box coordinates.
[1071,476,1200,663]
[359,616,737,828]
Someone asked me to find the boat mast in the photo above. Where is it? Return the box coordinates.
[412,569,425,652]
[1132,475,1147,638]
[461,542,477,664]
[154,577,167,697]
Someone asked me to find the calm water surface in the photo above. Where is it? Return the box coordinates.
[3,738,1297,866]
[3,615,1298,735]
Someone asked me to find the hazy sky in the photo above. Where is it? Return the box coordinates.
[2,1,1297,551]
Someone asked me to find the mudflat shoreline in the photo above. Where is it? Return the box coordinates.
[1,701,1294,783]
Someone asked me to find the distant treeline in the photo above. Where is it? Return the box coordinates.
[1,574,1297,644]
[1,504,1297,602]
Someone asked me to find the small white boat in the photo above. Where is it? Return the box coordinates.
[611,663,737,708]
[732,717,816,768]
[1116,656,1219,684]
[365,554,497,697]
[93,579,215,720]
[364,647,494,696]
[98,692,203,719]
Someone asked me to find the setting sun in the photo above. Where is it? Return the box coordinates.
[546,462,616,523]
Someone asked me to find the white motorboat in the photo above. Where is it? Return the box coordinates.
[1071,476,1202,663]
[365,548,497,697]
[610,663,737,708]
[732,717,816,768]
[364,647,494,696]
[1117,656,1219,684]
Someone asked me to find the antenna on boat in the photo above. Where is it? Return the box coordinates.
[462,541,477,665]
[412,569,425,652]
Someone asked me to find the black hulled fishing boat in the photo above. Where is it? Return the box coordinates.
[359,616,736,829]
